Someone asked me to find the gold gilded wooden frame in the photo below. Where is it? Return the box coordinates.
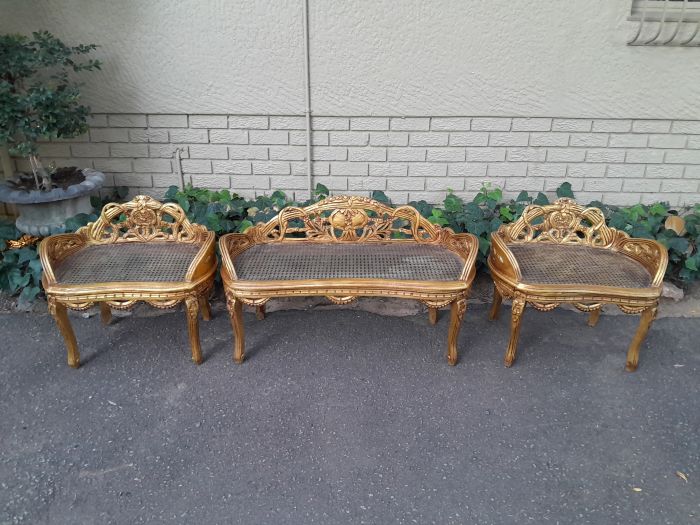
[487,198,668,371]
[40,195,217,367]
[220,195,479,365]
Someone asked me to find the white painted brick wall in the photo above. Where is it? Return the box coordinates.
[10,114,699,206]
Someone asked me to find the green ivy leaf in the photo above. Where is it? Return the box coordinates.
[18,285,40,306]
[661,236,690,254]
[648,202,668,217]
[477,236,491,255]
[4,267,30,294]
[175,194,190,212]
[27,257,43,286]
[533,193,550,206]
[556,182,574,199]
[238,219,254,232]
[515,191,531,203]
[499,207,514,221]
[371,190,390,204]
[444,194,463,213]
[314,183,329,198]
[428,214,448,226]
[16,247,37,264]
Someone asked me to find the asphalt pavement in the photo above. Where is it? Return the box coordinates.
[1,304,698,524]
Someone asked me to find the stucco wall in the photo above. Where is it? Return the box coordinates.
[1,0,698,119]
[2,0,699,211]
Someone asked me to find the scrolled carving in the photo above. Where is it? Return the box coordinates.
[39,234,87,280]
[499,198,621,247]
[247,195,450,244]
[616,238,667,285]
[80,195,208,244]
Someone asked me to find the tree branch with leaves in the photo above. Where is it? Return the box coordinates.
[0,31,101,190]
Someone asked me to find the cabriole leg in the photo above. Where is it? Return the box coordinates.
[100,303,112,325]
[428,307,438,325]
[587,308,601,327]
[256,304,265,321]
[227,295,245,363]
[447,299,467,366]
[199,294,212,321]
[185,296,203,365]
[49,300,80,368]
[626,305,657,372]
[504,298,526,368]
[489,286,503,321]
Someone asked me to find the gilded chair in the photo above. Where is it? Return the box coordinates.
[39,195,217,367]
[219,195,479,365]
[488,198,667,371]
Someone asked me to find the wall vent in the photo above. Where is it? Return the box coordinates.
[628,0,700,46]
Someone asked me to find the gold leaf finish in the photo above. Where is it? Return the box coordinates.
[488,198,668,371]
[220,195,479,365]
[40,196,217,367]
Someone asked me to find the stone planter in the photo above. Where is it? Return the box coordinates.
[0,169,105,236]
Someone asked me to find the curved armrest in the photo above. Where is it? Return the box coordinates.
[616,237,668,287]
[488,231,521,283]
[39,233,87,286]
[185,231,217,282]
[219,233,255,281]
[449,233,480,284]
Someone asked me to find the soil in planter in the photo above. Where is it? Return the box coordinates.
[7,167,85,191]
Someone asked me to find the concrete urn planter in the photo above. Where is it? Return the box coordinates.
[0,168,105,236]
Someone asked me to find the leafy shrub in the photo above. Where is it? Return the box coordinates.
[1,181,699,307]
[0,186,127,307]
[163,183,331,233]
[0,220,42,308]
[597,201,700,284]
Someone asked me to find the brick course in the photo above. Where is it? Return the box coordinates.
[10,113,698,206]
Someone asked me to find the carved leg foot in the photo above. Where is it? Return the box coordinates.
[50,300,80,368]
[587,308,601,327]
[488,285,503,321]
[428,307,438,325]
[504,298,525,368]
[185,296,203,365]
[227,295,245,363]
[199,294,212,321]
[626,305,657,372]
[100,303,112,325]
[447,299,467,366]
[256,304,265,321]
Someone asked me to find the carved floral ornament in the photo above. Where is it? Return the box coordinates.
[501,198,620,247]
[80,195,208,244]
[248,195,448,243]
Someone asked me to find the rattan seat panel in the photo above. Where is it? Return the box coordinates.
[55,243,201,284]
[507,243,652,288]
[234,243,464,282]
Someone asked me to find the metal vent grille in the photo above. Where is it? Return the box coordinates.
[629,0,700,46]
[234,243,465,282]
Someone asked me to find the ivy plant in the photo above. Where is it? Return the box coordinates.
[2,182,700,307]
[0,219,42,309]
